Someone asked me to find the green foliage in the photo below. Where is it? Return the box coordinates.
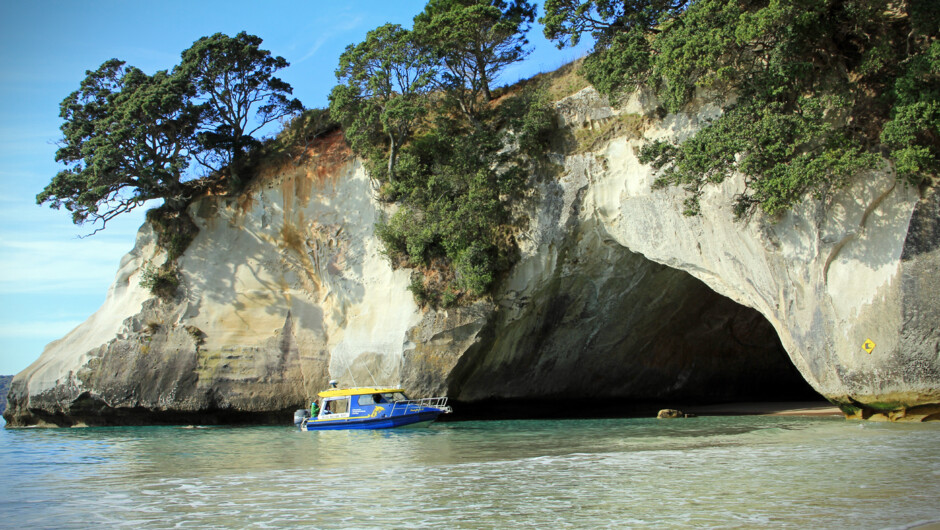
[329,24,434,182]
[178,31,303,188]
[332,7,551,306]
[414,0,536,111]
[542,0,687,48]
[146,205,199,262]
[139,261,181,300]
[372,88,554,306]
[37,59,201,232]
[40,31,304,235]
[881,41,940,184]
[500,88,559,157]
[545,0,940,217]
[643,100,881,216]
[580,28,652,97]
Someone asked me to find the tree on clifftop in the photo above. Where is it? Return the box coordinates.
[541,0,687,96]
[329,24,435,183]
[40,32,304,235]
[414,0,535,120]
[179,31,303,186]
[37,59,202,233]
[543,0,940,217]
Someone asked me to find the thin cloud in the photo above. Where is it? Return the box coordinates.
[0,320,83,338]
[0,237,136,294]
[295,14,364,64]
[298,35,330,64]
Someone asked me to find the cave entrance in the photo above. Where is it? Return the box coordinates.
[446,251,825,420]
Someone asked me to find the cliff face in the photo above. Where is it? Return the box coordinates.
[6,132,422,426]
[6,87,938,426]
[0,375,11,416]
[558,88,939,421]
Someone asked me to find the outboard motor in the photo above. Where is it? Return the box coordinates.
[294,409,310,425]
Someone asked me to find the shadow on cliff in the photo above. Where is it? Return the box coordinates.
[439,182,824,420]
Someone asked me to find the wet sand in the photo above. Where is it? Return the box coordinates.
[683,401,843,417]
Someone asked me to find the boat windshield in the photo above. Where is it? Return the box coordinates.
[356,392,408,406]
[381,392,408,402]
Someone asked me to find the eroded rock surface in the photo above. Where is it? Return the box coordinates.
[555,87,939,420]
[6,87,938,426]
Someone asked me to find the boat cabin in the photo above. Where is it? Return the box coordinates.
[299,386,451,430]
[317,388,410,420]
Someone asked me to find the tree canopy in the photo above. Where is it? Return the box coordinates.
[329,24,435,182]
[544,0,940,217]
[39,32,302,234]
[37,59,201,232]
[414,0,535,119]
[542,0,687,48]
[327,3,552,305]
[179,31,302,183]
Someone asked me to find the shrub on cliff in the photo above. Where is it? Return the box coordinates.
[331,5,554,307]
[372,89,555,306]
[543,0,940,217]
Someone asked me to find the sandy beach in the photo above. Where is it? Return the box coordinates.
[683,401,843,417]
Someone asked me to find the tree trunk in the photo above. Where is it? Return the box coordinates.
[475,50,492,102]
[387,134,398,183]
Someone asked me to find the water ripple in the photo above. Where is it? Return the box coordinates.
[1,416,938,528]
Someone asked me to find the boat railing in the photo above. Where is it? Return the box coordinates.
[391,396,452,413]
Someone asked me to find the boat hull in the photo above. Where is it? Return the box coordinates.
[301,410,442,431]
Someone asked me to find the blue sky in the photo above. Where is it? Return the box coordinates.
[0,2,590,375]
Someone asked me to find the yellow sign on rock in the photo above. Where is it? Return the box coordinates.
[862,339,876,354]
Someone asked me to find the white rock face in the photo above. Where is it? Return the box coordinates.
[552,87,938,418]
[178,152,420,393]
[7,89,938,426]
[12,225,158,396]
[6,134,422,425]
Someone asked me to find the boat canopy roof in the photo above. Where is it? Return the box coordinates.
[317,387,405,398]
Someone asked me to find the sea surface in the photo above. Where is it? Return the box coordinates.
[1,415,939,529]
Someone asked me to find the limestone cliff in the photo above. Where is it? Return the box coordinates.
[5,87,938,426]
[0,375,11,416]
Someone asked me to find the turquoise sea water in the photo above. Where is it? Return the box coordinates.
[1,415,939,529]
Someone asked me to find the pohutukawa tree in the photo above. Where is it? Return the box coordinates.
[39,32,303,234]
[414,0,535,121]
[329,23,435,183]
[37,59,202,233]
[178,31,303,183]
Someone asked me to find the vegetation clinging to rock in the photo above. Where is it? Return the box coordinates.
[331,0,555,307]
[544,0,940,217]
[374,91,556,306]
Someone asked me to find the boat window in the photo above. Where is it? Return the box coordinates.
[356,394,377,406]
[381,392,408,402]
[321,397,350,416]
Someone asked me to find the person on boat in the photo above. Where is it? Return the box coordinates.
[373,393,384,403]
[322,401,332,414]
[311,400,320,417]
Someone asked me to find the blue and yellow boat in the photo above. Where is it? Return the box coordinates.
[297,387,452,431]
